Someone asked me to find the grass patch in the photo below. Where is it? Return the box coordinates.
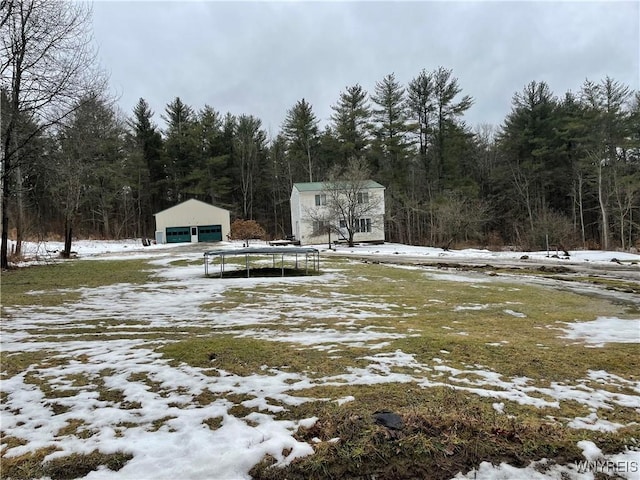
[30,325,220,345]
[194,389,223,405]
[158,335,368,378]
[0,448,132,480]
[150,416,177,432]
[3,253,638,478]
[390,336,639,383]
[1,259,156,310]
[127,372,164,394]
[97,386,142,409]
[47,402,72,415]
[42,450,133,480]
[323,261,636,379]
[168,259,202,267]
[0,446,59,480]
[251,385,636,480]
[1,351,58,378]
[55,419,94,439]
[203,417,223,430]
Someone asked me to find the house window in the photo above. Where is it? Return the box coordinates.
[357,192,369,204]
[312,220,330,234]
[356,218,372,233]
[315,194,326,206]
[339,219,346,229]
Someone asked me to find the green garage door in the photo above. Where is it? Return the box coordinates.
[166,226,191,243]
[198,225,222,242]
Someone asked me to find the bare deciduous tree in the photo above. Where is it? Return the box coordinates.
[322,157,384,247]
[1,0,104,268]
[430,192,491,249]
[234,115,266,220]
[302,205,339,249]
[580,77,633,250]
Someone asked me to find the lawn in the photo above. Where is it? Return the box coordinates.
[1,248,639,479]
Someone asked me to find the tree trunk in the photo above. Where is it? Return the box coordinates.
[0,210,8,269]
[15,164,24,256]
[612,170,636,251]
[1,117,15,269]
[1,151,10,268]
[137,170,144,238]
[102,192,112,237]
[272,182,279,239]
[577,174,586,248]
[62,219,73,258]
[629,207,633,250]
[597,162,609,250]
[306,140,313,182]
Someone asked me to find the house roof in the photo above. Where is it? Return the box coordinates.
[153,198,230,216]
[293,180,385,192]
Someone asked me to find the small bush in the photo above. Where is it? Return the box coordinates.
[230,219,266,244]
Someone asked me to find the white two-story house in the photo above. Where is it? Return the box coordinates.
[290,180,386,246]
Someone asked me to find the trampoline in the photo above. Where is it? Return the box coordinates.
[204,246,320,278]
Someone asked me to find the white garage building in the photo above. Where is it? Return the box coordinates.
[154,199,231,244]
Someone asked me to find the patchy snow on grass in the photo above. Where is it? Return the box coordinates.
[454,303,490,311]
[233,326,407,350]
[559,317,640,347]
[335,395,355,406]
[569,412,625,432]
[2,240,640,479]
[503,309,527,318]
[454,439,640,479]
[427,272,494,283]
[323,242,640,265]
[453,451,640,480]
[2,340,318,479]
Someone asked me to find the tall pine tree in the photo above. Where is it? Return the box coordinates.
[330,84,371,161]
[130,98,164,232]
[162,97,198,203]
[282,98,320,182]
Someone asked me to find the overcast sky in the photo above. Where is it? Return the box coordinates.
[91,0,639,135]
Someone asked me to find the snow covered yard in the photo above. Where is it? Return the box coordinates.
[1,241,639,479]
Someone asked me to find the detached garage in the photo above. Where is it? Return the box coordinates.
[154,199,231,244]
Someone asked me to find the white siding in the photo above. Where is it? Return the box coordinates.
[290,188,301,241]
[298,191,325,244]
[154,199,231,243]
[290,183,386,245]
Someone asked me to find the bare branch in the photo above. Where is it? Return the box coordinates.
[1,0,105,268]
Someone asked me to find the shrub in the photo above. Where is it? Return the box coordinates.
[230,219,266,245]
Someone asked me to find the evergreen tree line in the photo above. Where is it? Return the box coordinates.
[4,70,639,253]
[3,0,639,267]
